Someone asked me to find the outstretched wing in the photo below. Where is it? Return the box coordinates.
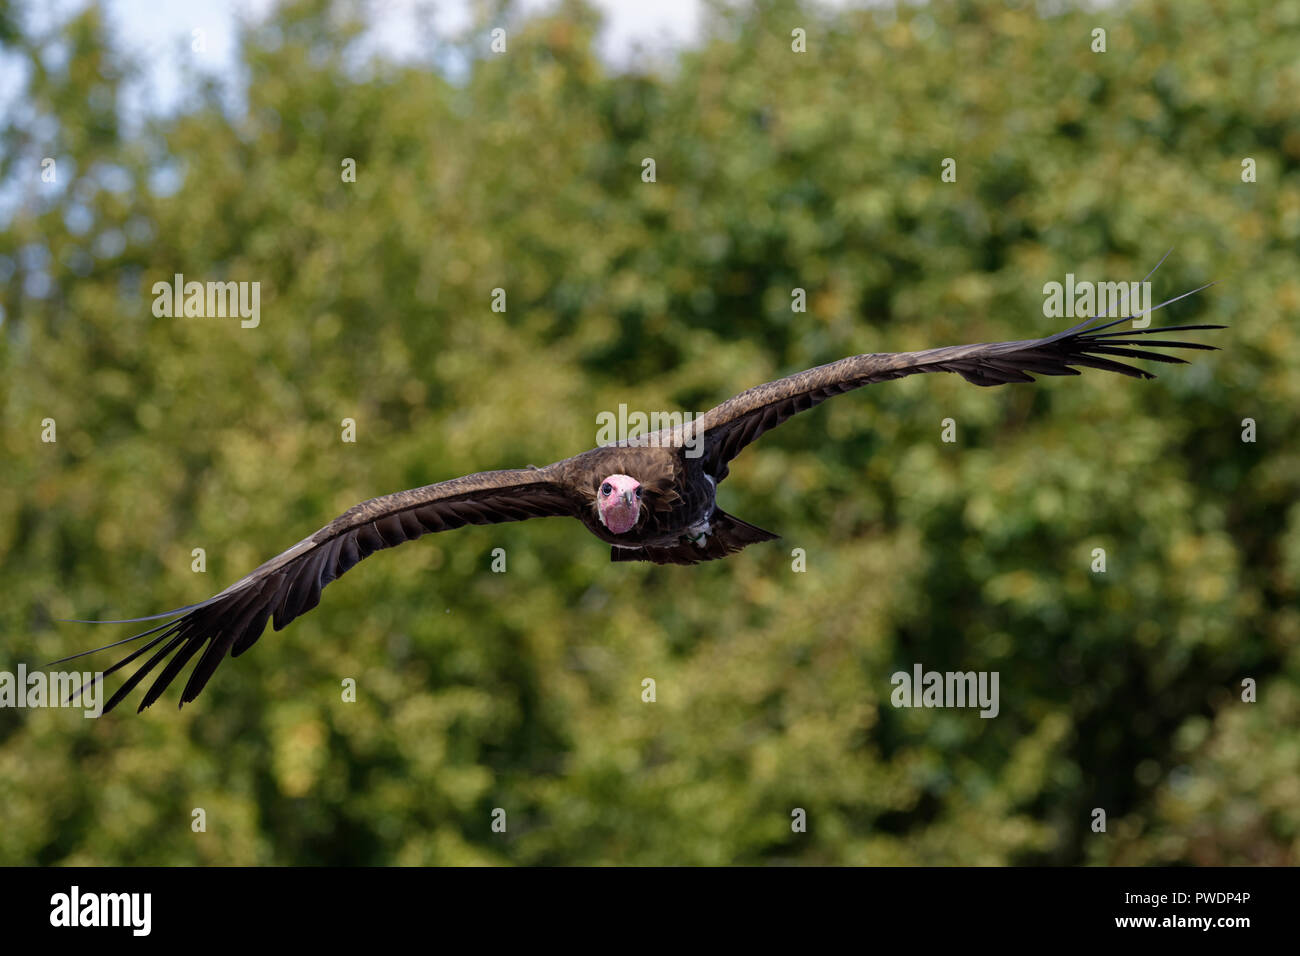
[58,468,579,713]
[698,292,1221,478]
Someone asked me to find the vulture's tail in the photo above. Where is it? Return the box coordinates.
[611,511,779,565]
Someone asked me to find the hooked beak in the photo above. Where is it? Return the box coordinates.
[621,490,636,507]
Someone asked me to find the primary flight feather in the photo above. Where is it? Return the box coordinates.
[58,276,1221,713]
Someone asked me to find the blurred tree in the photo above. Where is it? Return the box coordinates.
[1,0,1296,864]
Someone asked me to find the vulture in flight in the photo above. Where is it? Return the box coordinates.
[58,275,1220,714]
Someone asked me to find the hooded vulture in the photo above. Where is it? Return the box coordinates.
[58,278,1220,713]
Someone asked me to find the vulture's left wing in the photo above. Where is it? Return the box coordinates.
[698,288,1221,477]
[56,468,578,713]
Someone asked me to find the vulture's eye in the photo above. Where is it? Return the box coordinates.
[601,483,612,497]
[634,487,641,498]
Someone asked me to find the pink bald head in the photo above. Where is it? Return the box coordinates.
[596,474,642,534]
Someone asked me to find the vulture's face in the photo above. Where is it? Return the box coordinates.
[596,473,642,534]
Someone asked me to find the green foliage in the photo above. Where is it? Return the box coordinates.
[2,0,1297,864]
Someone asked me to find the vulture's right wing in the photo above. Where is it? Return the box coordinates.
[57,468,579,713]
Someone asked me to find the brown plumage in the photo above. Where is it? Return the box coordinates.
[58,289,1221,713]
